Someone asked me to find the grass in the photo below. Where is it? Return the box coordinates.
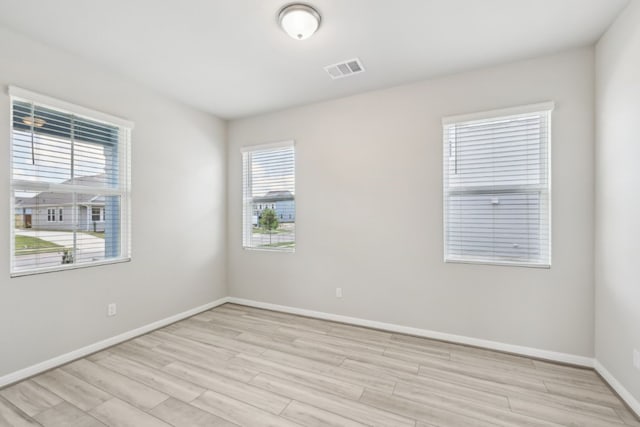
[82,231,105,239]
[252,227,286,235]
[260,241,295,248]
[15,235,63,255]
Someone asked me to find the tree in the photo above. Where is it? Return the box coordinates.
[259,208,279,244]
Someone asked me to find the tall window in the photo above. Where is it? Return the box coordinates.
[10,87,132,276]
[242,141,295,251]
[443,103,552,267]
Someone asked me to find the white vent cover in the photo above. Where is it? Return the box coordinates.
[324,58,365,80]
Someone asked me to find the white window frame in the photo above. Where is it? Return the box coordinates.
[242,140,295,253]
[9,86,133,277]
[442,102,553,268]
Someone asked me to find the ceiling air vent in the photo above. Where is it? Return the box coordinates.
[324,58,365,80]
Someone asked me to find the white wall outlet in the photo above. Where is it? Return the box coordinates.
[107,303,117,317]
[336,287,343,298]
[634,349,640,370]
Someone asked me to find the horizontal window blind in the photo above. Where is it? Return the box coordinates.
[242,141,295,251]
[443,104,552,266]
[10,87,132,276]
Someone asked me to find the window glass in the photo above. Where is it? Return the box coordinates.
[10,89,132,275]
[242,142,295,251]
[443,105,551,266]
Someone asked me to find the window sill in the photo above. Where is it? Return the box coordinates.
[445,258,550,269]
[11,257,131,278]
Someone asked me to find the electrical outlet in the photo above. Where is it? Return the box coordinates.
[634,349,640,370]
[336,287,343,298]
[107,303,117,317]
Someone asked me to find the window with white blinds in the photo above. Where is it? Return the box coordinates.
[242,141,295,251]
[443,103,552,267]
[10,87,132,276]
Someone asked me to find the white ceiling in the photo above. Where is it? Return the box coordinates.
[0,0,629,119]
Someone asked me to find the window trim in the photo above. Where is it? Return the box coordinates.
[8,86,134,129]
[9,86,133,277]
[442,102,555,126]
[241,140,296,253]
[442,102,553,268]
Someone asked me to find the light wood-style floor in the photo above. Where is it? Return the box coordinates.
[1,303,638,427]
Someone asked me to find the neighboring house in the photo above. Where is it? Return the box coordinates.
[14,174,107,232]
[253,190,295,225]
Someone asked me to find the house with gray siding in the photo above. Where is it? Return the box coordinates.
[253,190,295,225]
[14,174,107,232]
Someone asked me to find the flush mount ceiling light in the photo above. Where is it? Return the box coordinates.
[278,3,321,40]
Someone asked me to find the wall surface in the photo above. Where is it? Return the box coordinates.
[228,48,595,358]
[0,26,227,377]
[595,1,640,403]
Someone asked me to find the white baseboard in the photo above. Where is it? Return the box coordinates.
[228,297,594,367]
[594,360,640,417]
[0,297,230,388]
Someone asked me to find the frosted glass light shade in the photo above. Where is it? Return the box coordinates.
[278,4,321,40]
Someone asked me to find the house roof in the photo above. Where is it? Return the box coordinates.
[253,190,294,203]
[15,174,108,208]
[16,193,105,208]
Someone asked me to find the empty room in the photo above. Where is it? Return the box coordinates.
[0,0,639,426]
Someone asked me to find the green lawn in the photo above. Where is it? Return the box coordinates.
[15,235,63,255]
[82,231,105,239]
[260,241,295,248]
[252,227,286,235]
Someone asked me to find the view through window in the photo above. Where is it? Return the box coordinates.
[242,141,295,251]
[10,88,132,275]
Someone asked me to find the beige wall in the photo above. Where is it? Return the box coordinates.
[595,0,640,403]
[228,48,596,358]
[0,26,227,377]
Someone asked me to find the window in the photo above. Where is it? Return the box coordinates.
[443,103,552,267]
[91,207,104,222]
[10,87,133,276]
[47,208,57,222]
[242,141,295,251]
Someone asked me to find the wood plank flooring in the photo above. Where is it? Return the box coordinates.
[1,303,638,426]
